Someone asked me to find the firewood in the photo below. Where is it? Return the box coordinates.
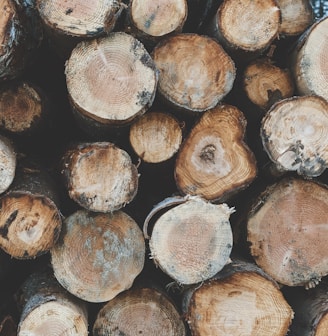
[61,141,139,212]
[0,135,16,194]
[243,58,294,109]
[285,280,328,335]
[261,95,328,177]
[206,0,281,59]
[125,0,187,47]
[247,177,328,287]
[0,160,62,259]
[144,195,234,285]
[0,315,16,336]
[93,287,186,335]
[129,111,183,163]
[277,0,314,36]
[65,32,158,126]
[182,259,293,336]
[0,81,49,135]
[0,0,43,81]
[51,209,145,303]
[292,16,328,102]
[16,270,88,335]
[175,104,257,201]
[152,33,236,112]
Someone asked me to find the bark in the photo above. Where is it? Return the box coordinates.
[175,104,257,201]
[129,111,183,163]
[0,0,43,81]
[0,160,62,259]
[51,209,145,303]
[243,57,294,109]
[61,141,139,212]
[125,0,187,47]
[93,287,186,335]
[65,32,158,126]
[182,259,293,336]
[285,280,328,336]
[205,0,281,60]
[261,95,328,177]
[144,195,234,285]
[0,315,16,336]
[247,177,328,287]
[0,81,49,135]
[277,0,314,36]
[16,270,88,335]
[0,134,16,194]
[292,16,328,102]
[152,33,236,112]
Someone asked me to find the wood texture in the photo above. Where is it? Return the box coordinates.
[0,135,16,194]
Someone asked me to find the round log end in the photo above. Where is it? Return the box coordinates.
[0,135,16,194]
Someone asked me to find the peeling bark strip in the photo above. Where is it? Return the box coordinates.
[182,259,293,336]
[152,33,235,112]
[61,142,138,212]
[247,178,328,287]
[51,209,145,303]
[93,287,186,335]
[148,196,234,285]
[261,95,328,177]
[129,111,183,163]
[0,0,43,81]
[0,163,61,259]
[277,0,314,36]
[175,104,257,201]
[292,16,328,102]
[243,58,294,110]
[36,0,123,37]
[17,270,88,335]
[65,32,158,125]
[0,135,16,194]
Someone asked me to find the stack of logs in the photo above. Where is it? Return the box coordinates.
[0,0,327,335]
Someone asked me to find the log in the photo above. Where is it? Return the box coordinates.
[261,95,328,177]
[0,0,43,81]
[247,177,328,287]
[285,280,328,335]
[125,0,187,47]
[61,141,139,212]
[152,33,236,112]
[144,195,234,285]
[277,0,314,36]
[51,209,145,303]
[0,315,16,336]
[205,0,281,60]
[0,160,62,259]
[243,57,294,110]
[292,16,328,102]
[65,32,158,126]
[16,270,88,335]
[0,135,16,194]
[182,259,293,335]
[175,104,257,201]
[93,287,186,335]
[129,111,183,163]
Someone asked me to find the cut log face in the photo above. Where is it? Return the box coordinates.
[129,0,187,37]
[148,196,234,285]
[277,0,314,36]
[36,0,123,36]
[261,95,328,177]
[51,209,145,303]
[152,33,236,112]
[175,104,257,201]
[93,287,186,335]
[65,32,158,125]
[0,81,44,134]
[0,135,16,194]
[211,0,280,52]
[129,111,183,163]
[243,58,294,109]
[184,264,293,335]
[247,178,328,287]
[293,16,328,102]
[62,142,138,212]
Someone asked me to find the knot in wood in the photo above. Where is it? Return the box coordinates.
[200,144,216,163]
